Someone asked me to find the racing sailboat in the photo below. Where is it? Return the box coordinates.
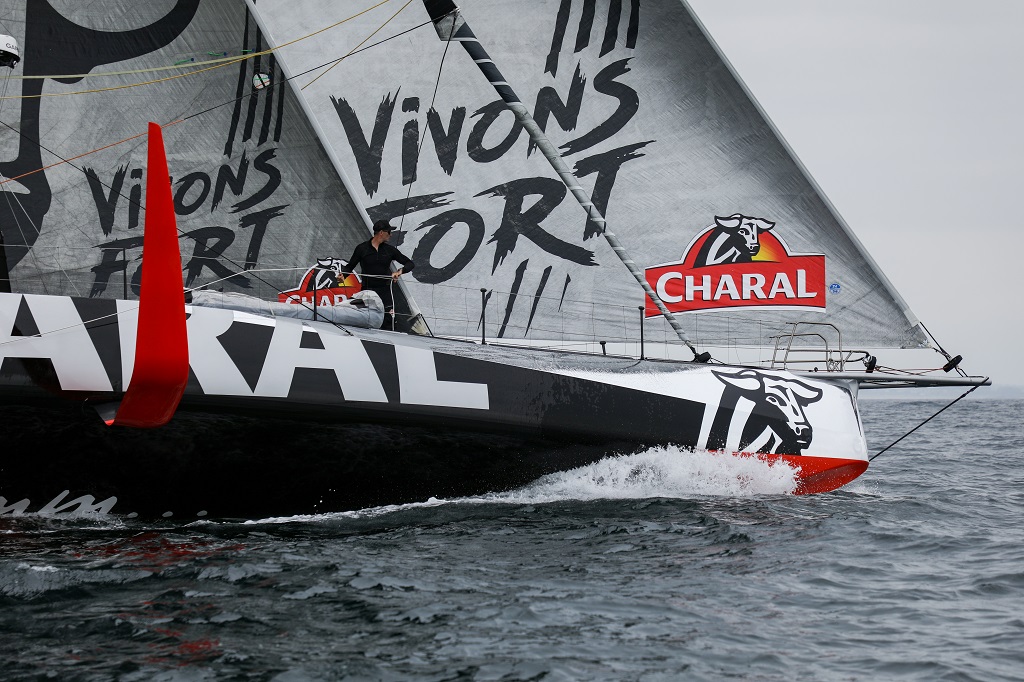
[0,0,987,517]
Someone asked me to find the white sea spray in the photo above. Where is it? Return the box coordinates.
[249,446,797,523]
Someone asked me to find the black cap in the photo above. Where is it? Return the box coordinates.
[372,219,394,234]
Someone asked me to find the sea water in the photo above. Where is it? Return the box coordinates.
[1,399,1022,680]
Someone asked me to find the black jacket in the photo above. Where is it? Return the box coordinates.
[339,240,414,290]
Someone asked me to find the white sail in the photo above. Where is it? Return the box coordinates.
[0,0,932,350]
[248,0,930,349]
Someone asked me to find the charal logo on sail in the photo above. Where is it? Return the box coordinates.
[279,258,362,306]
[643,214,826,315]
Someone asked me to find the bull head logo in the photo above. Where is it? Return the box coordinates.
[316,257,348,288]
[277,258,360,304]
[692,214,776,267]
[708,369,823,456]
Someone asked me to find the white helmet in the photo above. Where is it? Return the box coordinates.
[0,35,19,69]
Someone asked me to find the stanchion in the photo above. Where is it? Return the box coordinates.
[638,306,645,360]
[480,288,487,345]
[312,268,318,321]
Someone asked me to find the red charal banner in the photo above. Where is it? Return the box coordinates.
[279,257,362,306]
[644,215,826,316]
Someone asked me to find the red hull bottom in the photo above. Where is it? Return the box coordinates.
[756,454,869,495]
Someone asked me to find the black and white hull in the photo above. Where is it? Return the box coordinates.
[0,292,869,518]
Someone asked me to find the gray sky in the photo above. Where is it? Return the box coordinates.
[687,0,1024,386]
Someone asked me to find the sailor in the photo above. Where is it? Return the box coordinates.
[339,220,414,330]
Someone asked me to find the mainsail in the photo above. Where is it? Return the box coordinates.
[0,0,380,312]
[247,0,930,349]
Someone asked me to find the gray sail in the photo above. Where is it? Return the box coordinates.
[247,0,929,349]
[0,0,379,314]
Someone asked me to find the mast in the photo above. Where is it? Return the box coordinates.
[421,0,708,361]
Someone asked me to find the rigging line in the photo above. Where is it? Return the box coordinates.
[1,54,252,101]
[0,11,16,35]
[5,173,76,296]
[868,383,983,462]
[0,98,426,332]
[56,251,83,297]
[2,0,394,82]
[0,0,393,100]
[184,267,306,292]
[0,78,50,295]
[0,19,437,189]
[7,54,261,81]
[918,320,951,359]
[0,302,144,348]
[0,117,343,332]
[0,29,433,329]
[918,320,967,378]
[177,18,434,122]
[422,3,704,359]
[0,119,346,330]
[0,287,387,345]
[301,0,414,90]
[397,5,456,233]
[1,178,48,295]
[0,122,150,187]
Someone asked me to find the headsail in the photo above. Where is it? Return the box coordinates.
[247,0,930,349]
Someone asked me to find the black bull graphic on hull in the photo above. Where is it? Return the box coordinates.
[707,369,823,456]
